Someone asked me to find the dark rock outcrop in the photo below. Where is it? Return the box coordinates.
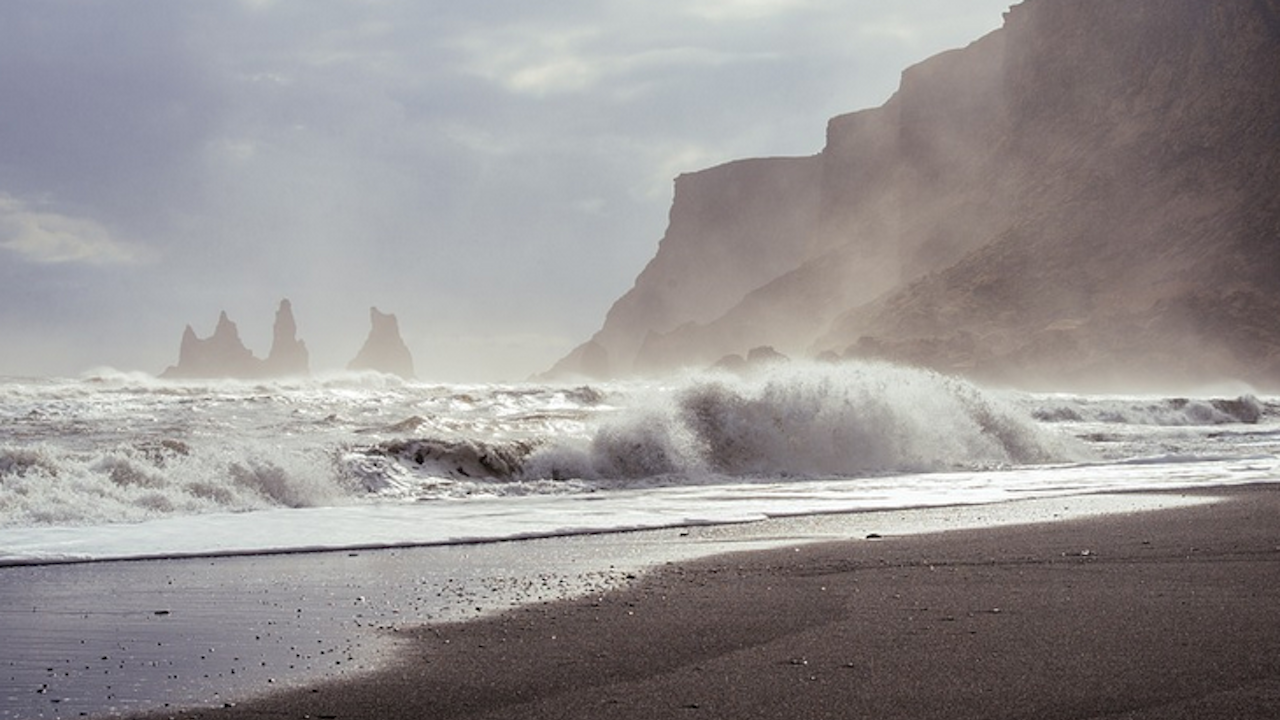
[550,0,1280,390]
[348,307,415,379]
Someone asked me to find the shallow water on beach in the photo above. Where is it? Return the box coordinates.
[0,542,637,719]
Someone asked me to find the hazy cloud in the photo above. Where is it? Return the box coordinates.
[684,0,820,21]
[454,22,769,99]
[0,195,145,266]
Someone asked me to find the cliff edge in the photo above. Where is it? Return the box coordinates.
[548,0,1280,390]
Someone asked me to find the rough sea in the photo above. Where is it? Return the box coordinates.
[3,360,1279,718]
[3,361,1277,566]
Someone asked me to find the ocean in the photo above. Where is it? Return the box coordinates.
[2,361,1278,718]
[2,361,1276,564]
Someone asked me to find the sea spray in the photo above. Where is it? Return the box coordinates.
[0,439,345,526]
[2,364,1082,525]
[1029,394,1268,426]
[521,361,1079,482]
[9,366,1273,530]
[2,370,1279,568]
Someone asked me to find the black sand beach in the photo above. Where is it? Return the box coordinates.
[113,484,1280,720]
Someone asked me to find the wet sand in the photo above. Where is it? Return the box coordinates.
[1,492,1195,719]
[117,484,1280,720]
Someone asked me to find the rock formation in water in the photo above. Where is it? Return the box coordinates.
[262,299,310,377]
[161,311,264,379]
[348,307,416,379]
[161,299,310,379]
[547,0,1280,390]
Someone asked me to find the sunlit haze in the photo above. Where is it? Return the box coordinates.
[0,0,1012,381]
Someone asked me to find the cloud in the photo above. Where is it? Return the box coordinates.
[684,0,821,22]
[0,195,146,266]
[452,25,615,96]
[450,13,778,99]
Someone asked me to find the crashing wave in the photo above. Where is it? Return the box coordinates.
[2,363,1087,524]
[520,362,1078,482]
[342,438,538,494]
[1031,395,1267,426]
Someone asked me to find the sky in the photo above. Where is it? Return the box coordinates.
[0,0,1013,382]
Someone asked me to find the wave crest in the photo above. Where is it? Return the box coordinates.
[0,441,343,526]
[1031,394,1268,425]
[523,363,1078,482]
[2,364,1084,524]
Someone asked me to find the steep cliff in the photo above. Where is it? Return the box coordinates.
[545,156,823,378]
[550,0,1280,389]
[822,0,1280,388]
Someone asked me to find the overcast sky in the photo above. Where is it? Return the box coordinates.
[0,0,1012,381]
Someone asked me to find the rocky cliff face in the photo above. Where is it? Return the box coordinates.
[825,0,1280,389]
[544,156,823,377]
[550,0,1280,390]
[348,307,416,379]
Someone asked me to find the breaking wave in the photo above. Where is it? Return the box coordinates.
[340,363,1082,497]
[3,362,1090,525]
[0,440,346,527]
[523,363,1075,481]
[1028,394,1270,426]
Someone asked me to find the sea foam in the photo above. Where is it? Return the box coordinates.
[8,364,1273,532]
[2,368,1278,565]
[521,362,1077,483]
[0,439,345,526]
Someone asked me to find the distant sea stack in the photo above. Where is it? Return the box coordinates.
[161,299,309,380]
[262,299,310,377]
[547,0,1280,390]
[348,307,415,379]
[162,311,264,380]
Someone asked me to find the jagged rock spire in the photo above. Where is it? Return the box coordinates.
[161,299,311,379]
[264,298,310,377]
